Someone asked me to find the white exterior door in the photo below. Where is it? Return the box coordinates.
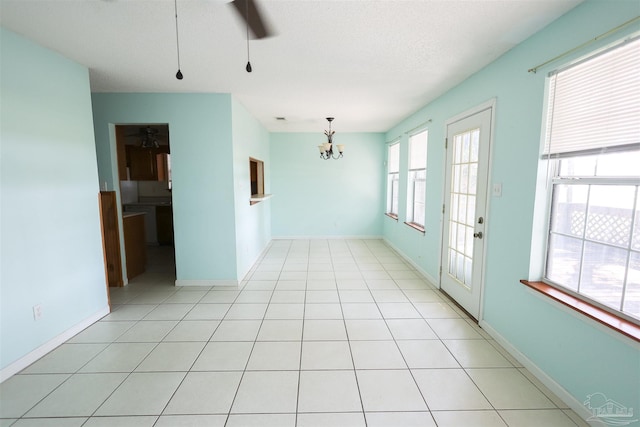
[440,106,493,320]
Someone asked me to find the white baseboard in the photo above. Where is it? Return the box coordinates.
[0,306,110,383]
[479,320,592,423]
[175,279,238,287]
[382,237,439,287]
[271,235,383,240]
[239,244,273,282]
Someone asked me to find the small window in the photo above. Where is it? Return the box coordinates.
[249,157,265,205]
[406,130,428,229]
[386,142,400,218]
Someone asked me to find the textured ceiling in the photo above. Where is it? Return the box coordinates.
[0,0,582,132]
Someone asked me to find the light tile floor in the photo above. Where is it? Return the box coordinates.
[0,239,590,426]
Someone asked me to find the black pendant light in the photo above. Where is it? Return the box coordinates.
[245,0,252,73]
[174,0,183,79]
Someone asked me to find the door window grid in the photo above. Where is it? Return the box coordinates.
[448,129,479,287]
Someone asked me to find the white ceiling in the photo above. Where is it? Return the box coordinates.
[0,0,582,132]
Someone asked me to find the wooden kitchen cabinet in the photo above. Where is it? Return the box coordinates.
[127,146,169,181]
[99,191,123,287]
[116,127,128,181]
[123,212,146,279]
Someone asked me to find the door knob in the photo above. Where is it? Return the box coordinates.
[473,231,483,239]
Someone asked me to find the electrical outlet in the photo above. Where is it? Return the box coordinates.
[33,304,43,321]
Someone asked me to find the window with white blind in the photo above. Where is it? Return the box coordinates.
[543,36,640,322]
[406,130,428,229]
[386,142,400,218]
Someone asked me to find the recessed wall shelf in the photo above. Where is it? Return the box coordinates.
[250,157,268,205]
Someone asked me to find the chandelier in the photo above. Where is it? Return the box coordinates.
[318,117,344,160]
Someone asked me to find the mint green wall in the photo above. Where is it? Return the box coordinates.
[382,130,438,282]
[0,28,108,370]
[270,132,385,237]
[231,98,271,279]
[91,93,239,281]
[383,0,640,413]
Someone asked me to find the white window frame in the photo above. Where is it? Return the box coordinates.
[406,129,428,229]
[386,141,400,218]
[544,153,640,323]
[540,35,640,325]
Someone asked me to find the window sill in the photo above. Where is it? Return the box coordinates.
[385,213,398,221]
[404,221,425,234]
[250,193,272,205]
[520,280,640,342]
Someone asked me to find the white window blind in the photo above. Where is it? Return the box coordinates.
[388,143,400,173]
[544,36,640,156]
[409,130,427,170]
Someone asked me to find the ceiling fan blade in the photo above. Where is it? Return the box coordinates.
[230,0,273,39]
[124,126,164,137]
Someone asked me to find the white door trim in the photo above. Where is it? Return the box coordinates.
[438,98,497,324]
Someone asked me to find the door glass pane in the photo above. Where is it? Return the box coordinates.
[460,164,469,193]
[457,223,466,250]
[453,165,461,193]
[469,164,478,195]
[451,194,458,223]
[465,258,473,284]
[470,130,479,162]
[454,135,462,164]
[450,224,457,248]
[447,127,480,288]
[457,252,465,279]
[449,249,456,274]
[458,195,467,226]
[464,225,474,257]
[461,132,470,163]
[466,195,476,225]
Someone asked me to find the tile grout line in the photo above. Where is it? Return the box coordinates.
[15,315,153,422]
[223,239,283,427]
[337,239,368,426]
[367,240,435,422]
[86,317,180,422]
[293,239,308,427]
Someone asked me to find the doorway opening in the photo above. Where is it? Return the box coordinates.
[115,124,176,285]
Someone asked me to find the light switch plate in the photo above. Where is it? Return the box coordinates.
[492,183,502,197]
